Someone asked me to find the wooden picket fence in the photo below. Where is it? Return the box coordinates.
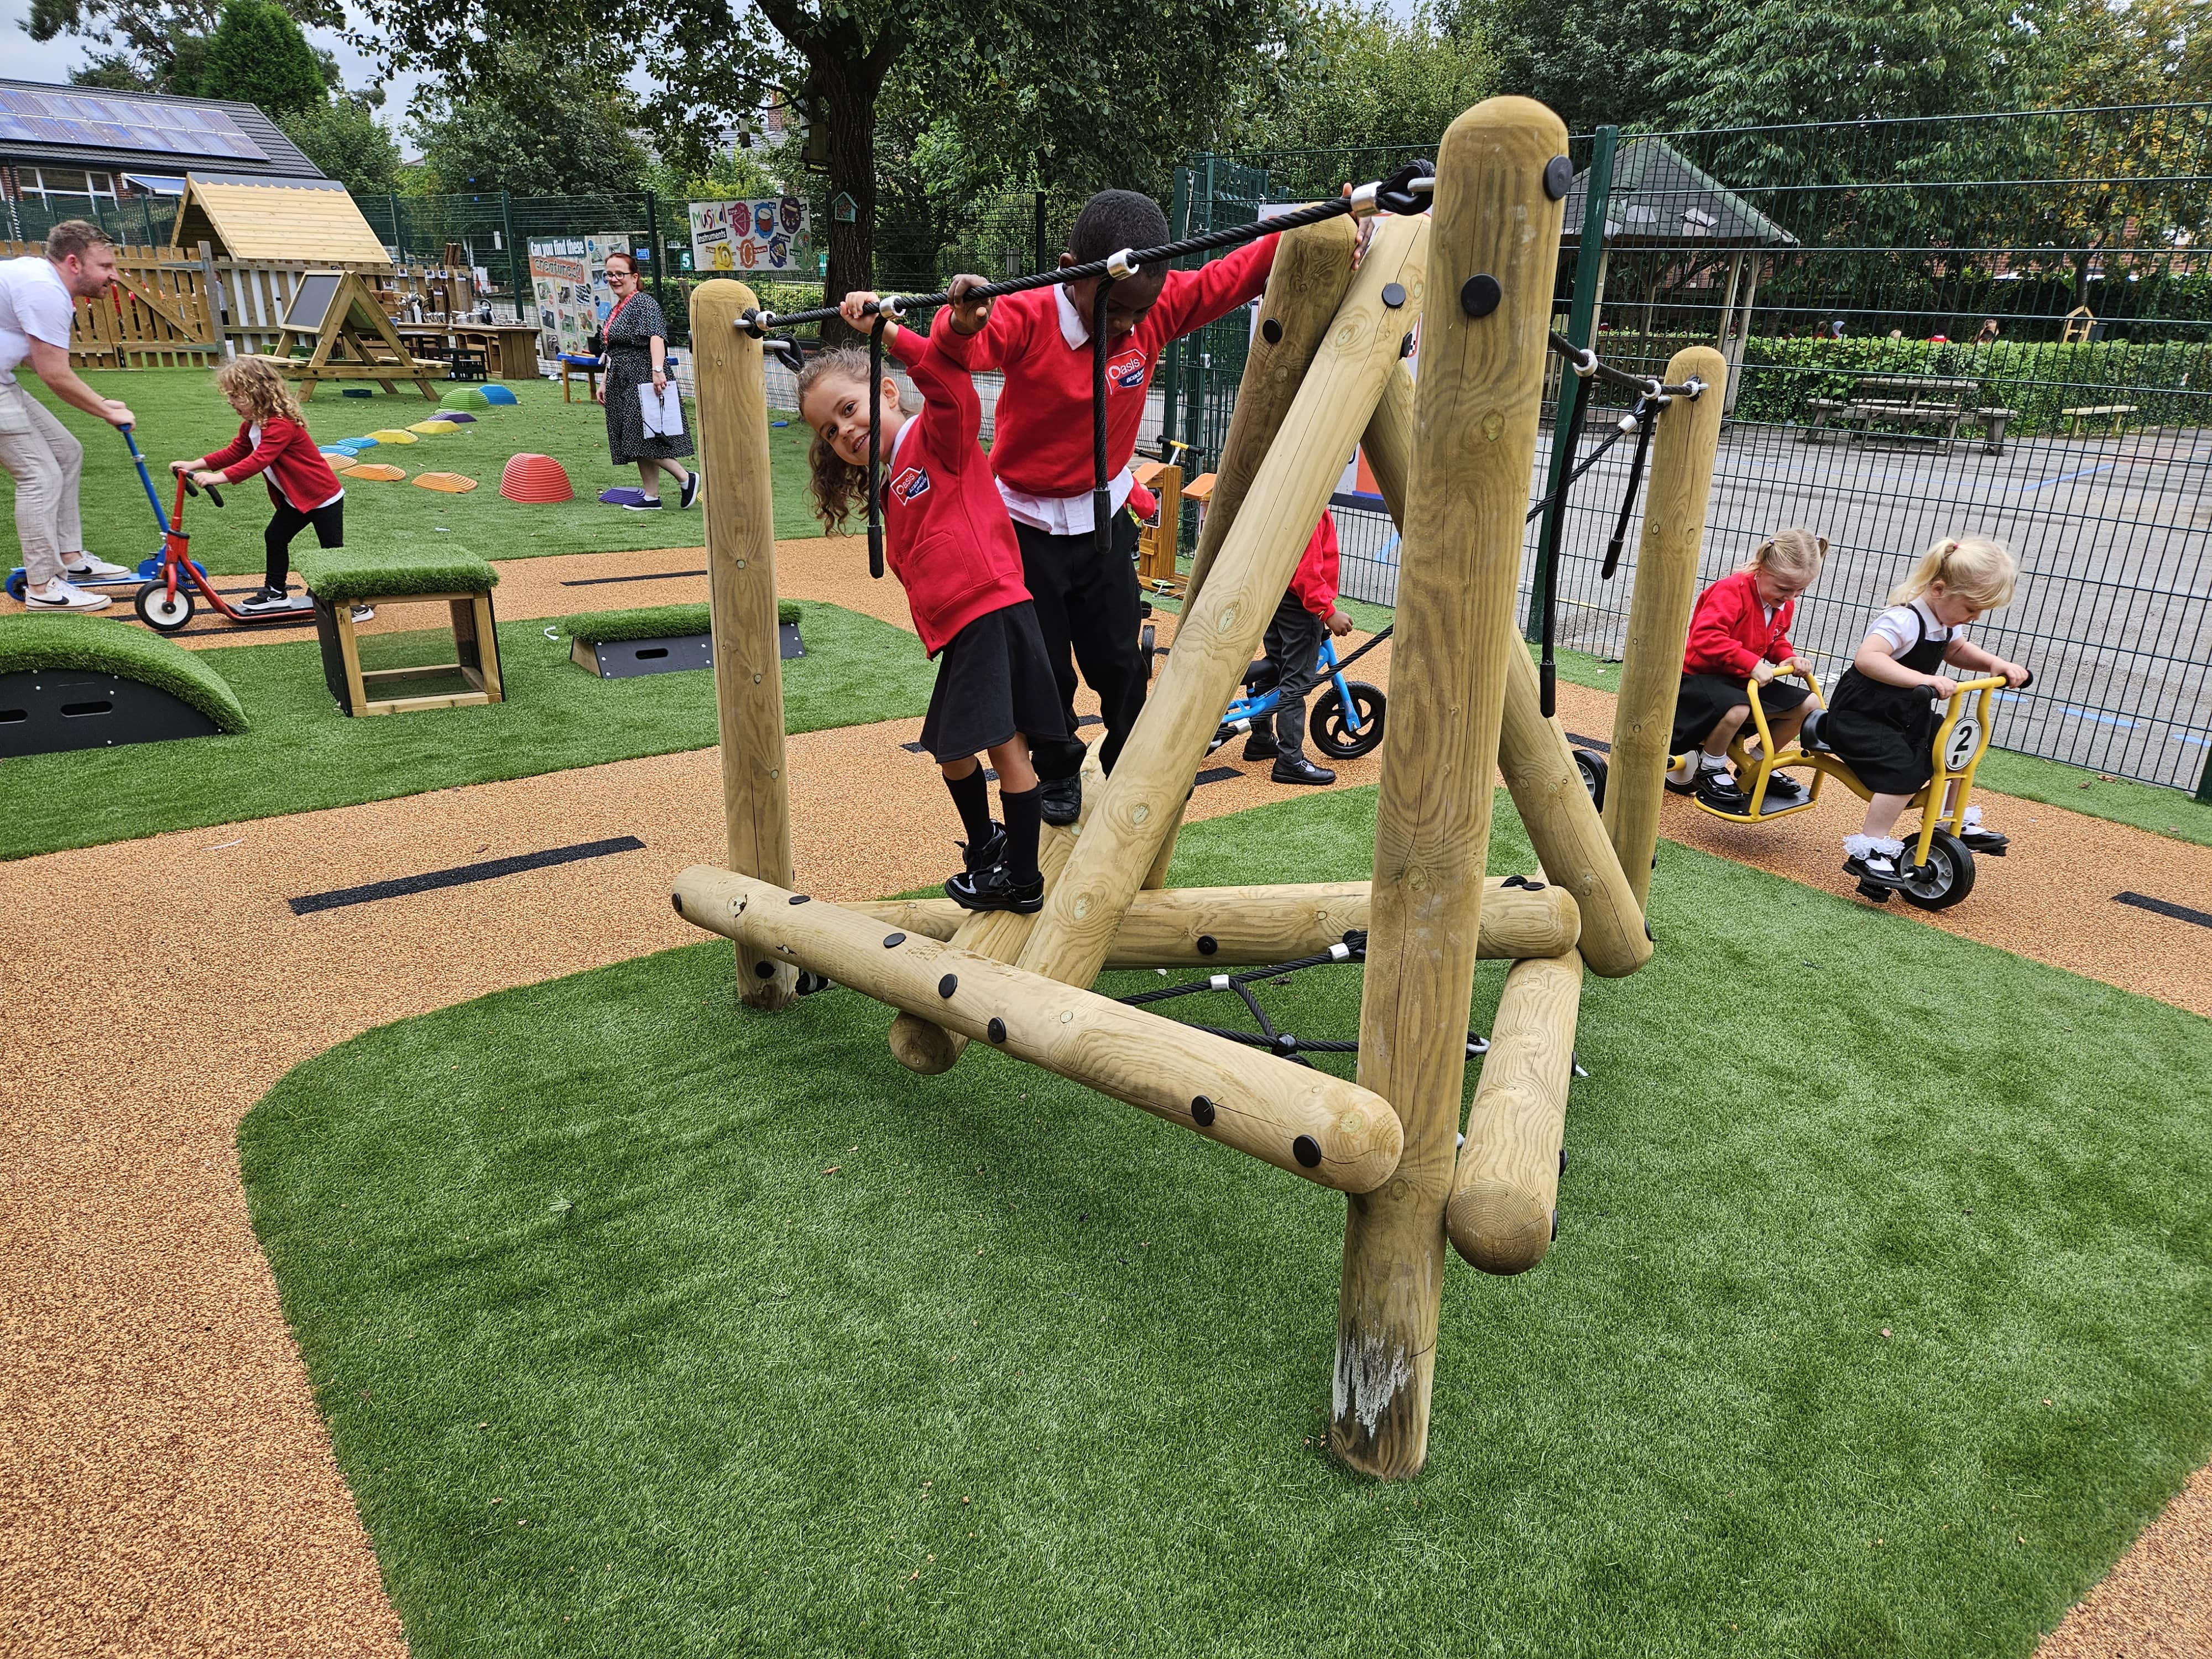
[0,242,482,369]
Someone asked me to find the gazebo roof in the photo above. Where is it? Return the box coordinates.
[1561,137,1797,249]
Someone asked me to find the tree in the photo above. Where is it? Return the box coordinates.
[351,0,1293,338]
[196,0,330,115]
[1451,0,1678,135]
[278,90,404,194]
[404,45,654,197]
[25,0,335,96]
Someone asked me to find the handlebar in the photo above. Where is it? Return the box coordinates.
[182,476,225,509]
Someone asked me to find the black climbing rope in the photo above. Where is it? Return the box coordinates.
[1601,395,1658,582]
[1092,275,1115,561]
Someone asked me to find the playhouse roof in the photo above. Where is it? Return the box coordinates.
[168,173,390,267]
[1561,138,1797,250]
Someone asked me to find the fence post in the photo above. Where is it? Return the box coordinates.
[1525,124,1616,643]
[1159,167,1191,452]
[500,191,524,322]
[2197,745,2212,805]
[1032,189,1048,276]
[195,240,226,357]
[389,192,405,264]
[647,194,666,310]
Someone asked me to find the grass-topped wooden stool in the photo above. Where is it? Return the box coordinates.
[295,544,503,717]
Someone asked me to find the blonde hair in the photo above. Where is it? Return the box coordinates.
[1743,526,1827,586]
[1889,535,2016,610]
[213,356,304,425]
[795,346,911,533]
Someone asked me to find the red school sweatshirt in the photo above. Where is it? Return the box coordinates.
[204,415,344,513]
[877,317,1032,657]
[1683,567,1800,679]
[1288,513,1340,617]
[932,234,1279,498]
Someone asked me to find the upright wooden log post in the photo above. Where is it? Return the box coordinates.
[1014,212,1432,997]
[1145,218,1359,892]
[1445,949,1582,1274]
[1602,345,1727,912]
[1361,362,1650,978]
[692,279,796,1010]
[1332,98,1569,1480]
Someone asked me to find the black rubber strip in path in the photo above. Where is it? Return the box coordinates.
[2113,891,2212,930]
[290,836,648,915]
[1564,731,1612,753]
[559,568,708,587]
[1194,766,1240,785]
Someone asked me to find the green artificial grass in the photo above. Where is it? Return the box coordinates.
[555,602,801,645]
[295,542,499,602]
[0,611,249,731]
[1974,747,2212,848]
[0,601,933,861]
[0,371,822,578]
[240,786,2212,1659]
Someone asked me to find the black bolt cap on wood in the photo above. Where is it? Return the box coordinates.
[789,894,810,905]
[884,932,906,948]
[1292,1135,1322,1169]
[1460,274,1501,319]
[938,974,958,999]
[1196,935,1218,956]
[670,893,684,915]
[754,959,776,979]
[987,1017,1006,1044]
[1545,155,1574,200]
[1261,316,1283,344]
[1191,1095,1217,1126]
[1381,281,1406,309]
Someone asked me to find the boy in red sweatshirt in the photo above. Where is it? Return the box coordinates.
[938,190,1279,824]
[1243,512,1354,785]
[174,357,359,618]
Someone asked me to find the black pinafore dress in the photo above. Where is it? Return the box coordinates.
[1822,604,1953,795]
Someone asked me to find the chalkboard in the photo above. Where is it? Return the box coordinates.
[283,272,342,331]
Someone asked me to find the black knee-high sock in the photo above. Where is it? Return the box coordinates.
[1000,786,1042,884]
[944,767,994,846]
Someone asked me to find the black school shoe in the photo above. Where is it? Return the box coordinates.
[1272,754,1337,786]
[959,823,1005,873]
[1960,826,2010,854]
[1039,775,1081,827]
[946,862,1045,913]
[1242,730,1279,761]
[1757,771,1809,805]
[1693,769,1750,812]
[1843,848,1912,889]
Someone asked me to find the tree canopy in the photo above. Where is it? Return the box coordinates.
[403,45,655,197]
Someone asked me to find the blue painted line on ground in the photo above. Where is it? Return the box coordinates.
[2017,463,2115,494]
[2060,706,2139,729]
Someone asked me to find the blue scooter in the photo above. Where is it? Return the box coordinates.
[6,425,206,601]
[1212,625,1390,760]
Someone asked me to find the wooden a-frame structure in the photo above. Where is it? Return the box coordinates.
[246,268,442,401]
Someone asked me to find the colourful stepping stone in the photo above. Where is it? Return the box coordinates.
[413,472,479,493]
[409,420,462,435]
[367,429,418,445]
[479,385,519,405]
[340,463,407,481]
[442,413,478,424]
[440,385,493,410]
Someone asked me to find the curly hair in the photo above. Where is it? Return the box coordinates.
[212,355,304,425]
[795,346,910,533]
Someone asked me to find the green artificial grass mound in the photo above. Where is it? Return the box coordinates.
[295,542,499,602]
[561,601,800,643]
[0,613,248,732]
[239,787,2212,1658]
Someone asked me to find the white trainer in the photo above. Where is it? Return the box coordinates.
[62,554,131,581]
[23,579,112,611]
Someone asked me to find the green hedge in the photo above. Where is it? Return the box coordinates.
[0,614,248,732]
[560,601,799,644]
[294,543,498,603]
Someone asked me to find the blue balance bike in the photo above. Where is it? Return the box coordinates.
[1212,625,1390,760]
[6,425,207,601]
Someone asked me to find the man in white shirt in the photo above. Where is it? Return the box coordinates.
[0,220,135,611]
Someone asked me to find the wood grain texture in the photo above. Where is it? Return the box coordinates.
[693,279,796,1010]
[849,876,1577,967]
[1332,97,1569,1480]
[1361,362,1650,979]
[672,866,1405,1193]
[1603,346,1728,911]
[886,745,1104,1073]
[1445,949,1582,1274]
[1013,212,1431,999]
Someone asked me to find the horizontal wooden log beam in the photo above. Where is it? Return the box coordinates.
[848,877,1578,968]
[673,866,1405,1194]
[1446,949,1582,1275]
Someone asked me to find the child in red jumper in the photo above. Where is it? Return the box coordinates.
[796,290,1068,913]
[1243,512,1354,785]
[1666,528,1827,811]
[938,190,1280,826]
[173,357,361,618]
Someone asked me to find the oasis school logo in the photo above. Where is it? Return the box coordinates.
[890,465,931,504]
[1107,347,1146,391]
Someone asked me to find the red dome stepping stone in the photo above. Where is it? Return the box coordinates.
[500,452,574,504]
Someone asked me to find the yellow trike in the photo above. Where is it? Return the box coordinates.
[1663,665,2025,911]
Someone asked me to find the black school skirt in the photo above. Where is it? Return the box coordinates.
[918,600,1070,763]
[1670,672,1808,753]
[1822,669,1940,795]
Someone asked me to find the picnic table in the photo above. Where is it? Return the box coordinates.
[1802,374,2018,456]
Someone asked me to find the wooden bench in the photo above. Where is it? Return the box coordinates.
[296,546,504,717]
[1802,374,2018,456]
[2060,404,2137,437]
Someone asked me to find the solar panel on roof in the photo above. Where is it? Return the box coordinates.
[0,86,267,162]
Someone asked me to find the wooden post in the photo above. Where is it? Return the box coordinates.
[195,241,227,356]
[1361,362,1650,978]
[692,278,797,1010]
[1013,211,1432,998]
[1145,216,1359,890]
[1332,97,1569,1481]
[672,867,1405,1193]
[849,875,1579,968]
[1603,345,1726,912]
[1444,950,1582,1274]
